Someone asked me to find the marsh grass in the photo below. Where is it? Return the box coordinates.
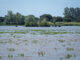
[8,48,15,51]
[67,48,74,51]
[58,40,65,43]
[8,55,13,58]
[32,40,38,44]
[38,51,45,56]
[0,29,80,35]
[0,56,2,59]
[23,40,28,45]
[8,39,12,44]
[19,54,24,57]
[0,41,7,44]
[65,54,72,59]
[23,40,28,42]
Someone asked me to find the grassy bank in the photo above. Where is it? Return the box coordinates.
[55,22,80,26]
[0,22,80,26]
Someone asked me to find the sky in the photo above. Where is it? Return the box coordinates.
[0,0,80,17]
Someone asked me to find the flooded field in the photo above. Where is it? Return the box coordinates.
[0,26,80,60]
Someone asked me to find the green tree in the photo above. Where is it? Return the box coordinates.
[77,16,80,22]
[64,7,80,22]
[24,15,37,26]
[40,14,53,22]
[15,12,24,25]
[0,17,4,23]
[4,11,16,25]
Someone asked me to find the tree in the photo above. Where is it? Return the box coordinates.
[63,15,74,22]
[40,14,53,22]
[24,15,38,26]
[77,16,80,22]
[40,18,49,26]
[0,17,4,23]
[54,16,63,22]
[15,12,24,25]
[4,10,16,25]
[64,7,80,22]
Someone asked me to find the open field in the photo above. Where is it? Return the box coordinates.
[0,26,80,60]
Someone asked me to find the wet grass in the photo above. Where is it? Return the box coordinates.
[32,40,38,44]
[60,57,63,60]
[67,48,74,51]
[7,48,15,51]
[58,40,65,43]
[0,29,80,35]
[0,41,7,44]
[65,54,72,59]
[23,40,28,42]
[38,51,45,56]
[19,53,24,57]
[0,31,27,34]
[0,56,2,59]
[8,39,12,44]
[8,55,13,58]
[40,31,68,35]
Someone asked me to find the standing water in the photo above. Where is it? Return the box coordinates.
[0,26,80,60]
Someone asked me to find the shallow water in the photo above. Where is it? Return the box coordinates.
[0,26,80,60]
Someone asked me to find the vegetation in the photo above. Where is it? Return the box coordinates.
[58,40,65,43]
[8,48,15,51]
[32,40,38,44]
[65,54,72,59]
[19,54,24,57]
[0,56,2,59]
[0,7,80,26]
[8,55,13,58]
[38,51,45,56]
[67,48,74,51]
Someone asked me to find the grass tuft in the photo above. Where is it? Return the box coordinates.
[8,48,15,51]
[38,51,45,56]
[65,54,72,59]
[32,40,38,44]
[19,53,24,57]
[8,55,13,58]
[58,40,65,43]
[67,48,74,51]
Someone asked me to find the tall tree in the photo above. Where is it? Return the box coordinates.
[24,15,37,26]
[64,7,80,22]
[40,14,53,22]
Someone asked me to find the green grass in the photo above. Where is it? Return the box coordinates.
[65,54,72,59]
[19,53,24,57]
[0,56,2,59]
[0,31,27,34]
[38,51,45,56]
[7,48,15,51]
[0,29,80,35]
[56,22,80,26]
[0,41,7,44]
[67,48,74,51]
[58,40,65,43]
[8,55,13,58]
[32,40,38,44]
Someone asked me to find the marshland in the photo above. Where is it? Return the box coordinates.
[0,26,80,60]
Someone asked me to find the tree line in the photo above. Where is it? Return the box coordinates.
[0,7,80,26]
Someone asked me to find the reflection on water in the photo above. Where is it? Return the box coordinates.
[0,26,80,60]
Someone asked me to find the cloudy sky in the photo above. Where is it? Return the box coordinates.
[0,0,80,17]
